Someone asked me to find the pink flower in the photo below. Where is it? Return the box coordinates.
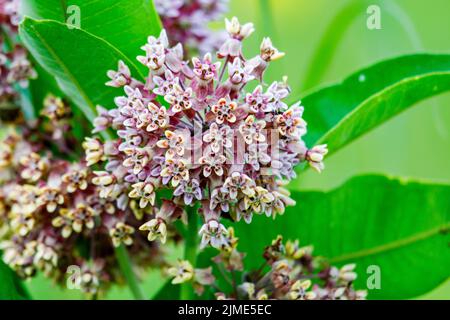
[203,123,233,153]
[192,53,221,99]
[160,156,189,187]
[218,17,254,59]
[199,219,228,249]
[199,149,227,178]
[106,60,140,88]
[164,84,193,114]
[173,179,203,205]
[239,115,266,145]
[207,98,238,124]
[245,85,273,116]
[89,19,325,249]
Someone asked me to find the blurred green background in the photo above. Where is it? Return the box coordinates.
[24,0,450,299]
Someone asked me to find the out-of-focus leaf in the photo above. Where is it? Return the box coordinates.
[301,0,369,91]
[20,0,161,75]
[19,18,144,123]
[28,61,62,114]
[234,175,450,299]
[297,54,450,155]
[415,278,450,300]
[0,258,28,300]
[301,0,422,91]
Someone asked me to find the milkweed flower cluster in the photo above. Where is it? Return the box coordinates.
[90,17,327,250]
[154,0,229,54]
[168,232,366,300]
[0,100,163,299]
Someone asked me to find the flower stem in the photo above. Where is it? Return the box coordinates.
[0,25,14,51]
[180,206,199,300]
[115,244,146,300]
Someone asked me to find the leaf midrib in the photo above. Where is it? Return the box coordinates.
[317,71,450,148]
[21,17,147,139]
[329,222,450,264]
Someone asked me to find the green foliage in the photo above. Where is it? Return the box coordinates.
[298,54,450,154]
[0,258,28,300]
[152,281,180,300]
[193,174,450,301]
[20,0,161,75]
[19,18,144,123]
[114,245,145,300]
[18,0,162,123]
[234,175,450,299]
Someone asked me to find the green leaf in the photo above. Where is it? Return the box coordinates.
[0,258,28,300]
[19,18,144,123]
[20,0,161,75]
[234,175,450,299]
[152,280,180,300]
[299,54,450,155]
[28,60,62,113]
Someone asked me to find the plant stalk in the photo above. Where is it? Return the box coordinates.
[115,244,146,300]
[180,206,199,300]
[0,25,14,51]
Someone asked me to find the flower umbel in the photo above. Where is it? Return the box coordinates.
[89,18,327,250]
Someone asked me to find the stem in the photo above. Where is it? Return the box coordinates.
[180,206,199,300]
[231,270,239,299]
[115,244,146,300]
[255,261,268,281]
[217,57,230,86]
[0,25,14,52]
[258,0,284,77]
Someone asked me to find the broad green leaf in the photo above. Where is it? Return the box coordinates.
[20,0,161,75]
[234,175,450,299]
[152,281,180,300]
[299,54,450,155]
[0,258,28,300]
[19,18,145,123]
